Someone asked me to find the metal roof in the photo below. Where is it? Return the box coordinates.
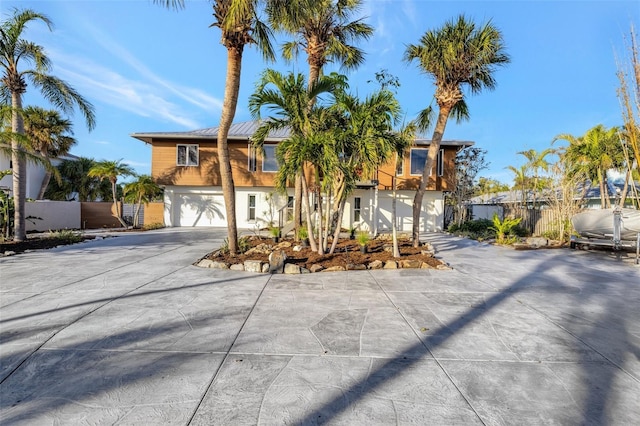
[131,120,474,148]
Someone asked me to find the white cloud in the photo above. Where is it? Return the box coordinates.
[94,140,110,145]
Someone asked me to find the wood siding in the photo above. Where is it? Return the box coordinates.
[375,147,457,191]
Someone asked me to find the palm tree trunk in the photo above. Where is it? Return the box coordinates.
[111,180,127,228]
[392,174,400,258]
[412,105,452,247]
[328,198,347,254]
[218,46,243,254]
[300,169,318,252]
[37,169,52,200]
[11,92,27,242]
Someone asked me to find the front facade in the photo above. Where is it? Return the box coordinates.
[132,121,472,233]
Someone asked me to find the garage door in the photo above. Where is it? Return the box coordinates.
[173,193,226,227]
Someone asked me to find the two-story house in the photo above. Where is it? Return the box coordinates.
[131,121,472,233]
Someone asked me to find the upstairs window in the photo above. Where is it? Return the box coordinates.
[248,144,257,172]
[177,144,199,166]
[410,148,444,176]
[262,145,279,172]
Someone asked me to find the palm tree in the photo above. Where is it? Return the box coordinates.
[44,157,111,201]
[88,160,135,227]
[22,106,76,199]
[404,15,510,246]
[0,8,95,241]
[516,148,552,209]
[506,164,530,206]
[123,175,163,228]
[267,0,373,236]
[555,125,623,208]
[155,0,274,254]
[249,69,345,254]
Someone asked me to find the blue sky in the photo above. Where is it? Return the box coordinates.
[5,0,639,184]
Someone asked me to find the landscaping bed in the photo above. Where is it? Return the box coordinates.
[199,235,446,273]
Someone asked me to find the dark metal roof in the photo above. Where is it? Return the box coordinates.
[131,120,475,147]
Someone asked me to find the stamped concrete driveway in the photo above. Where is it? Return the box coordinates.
[1,228,639,425]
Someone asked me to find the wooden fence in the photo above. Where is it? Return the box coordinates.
[503,207,565,236]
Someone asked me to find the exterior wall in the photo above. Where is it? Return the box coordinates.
[342,189,444,233]
[376,147,457,192]
[152,139,283,188]
[25,201,81,232]
[0,154,46,200]
[162,186,293,228]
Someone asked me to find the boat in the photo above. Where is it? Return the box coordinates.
[571,207,640,241]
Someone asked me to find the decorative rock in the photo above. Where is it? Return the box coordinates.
[197,259,214,268]
[526,237,548,247]
[244,260,263,273]
[383,260,398,269]
[310,264,324,273]
[268,250,287,273]
[347,263,367,270]
[323,265,346,272]
[300,267,310,274]
[275,241,292,249]
[368,260,383,269]
[292,245,303,252]
[400,259,422,269]
[421,262,433,269]
[4,251,16,257]
[230,264,245,271]
[245,244,272,255]
[284,263,301,274]
[210,261,230,269]
[262,263,270,273]
[436,263,452,270]
[383,244,393,253]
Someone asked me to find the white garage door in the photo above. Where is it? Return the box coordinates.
[173,193,226,227]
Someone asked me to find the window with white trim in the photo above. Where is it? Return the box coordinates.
[354,197,361,222]
[248,144,257,172]
[248,194,256,221]
[262,145,279,172]
[177,144,199,166]
[410,148,444,176]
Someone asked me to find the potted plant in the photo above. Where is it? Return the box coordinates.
[269,226,280,243]
[356,231,370,253]
[298,226,309,247]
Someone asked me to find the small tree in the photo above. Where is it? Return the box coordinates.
[123,175,162,228]
[88,160,135,227]
[447,147,488,225]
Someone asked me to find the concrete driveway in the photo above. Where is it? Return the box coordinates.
[1,228,639,425]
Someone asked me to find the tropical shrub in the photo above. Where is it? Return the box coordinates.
[490,213,522,244]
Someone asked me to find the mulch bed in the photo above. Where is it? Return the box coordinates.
[1,235,96,254]
[206,235,443,270]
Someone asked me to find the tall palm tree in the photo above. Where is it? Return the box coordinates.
[249,69,345,254]
[267,0,373,236]
[506,164,530,206]
[22,106,76,199]
[0,8,95,241]
[555,125,623,208]
[155,0,274,254]
[88,160,135,227]
[516,148,552,209]
[404,15,510,246]
[124,175,163,227]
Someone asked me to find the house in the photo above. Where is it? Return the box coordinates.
[131,121,473,233]
[0,151,78,200]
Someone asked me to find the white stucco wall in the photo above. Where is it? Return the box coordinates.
[25,200,81,232]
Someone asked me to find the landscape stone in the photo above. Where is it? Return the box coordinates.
[284,263,301,274]
[436,263,452,270]
[244,260,263,273]
[261,263,270,273]
[347,263,367,270]
[211,261,230,269]
[300,267,310,274]
[421,262,433,269]
[323,265,346,272]
[230,264,245,271]
[400,259,422,269]
[383,260,398,269]
[526,237,548,247]
[310,264,324,273]
[268,250,287,273]
[197,259,214,268]
[292,245,303,252]
[275,241,292,249]
[368,260,383,269]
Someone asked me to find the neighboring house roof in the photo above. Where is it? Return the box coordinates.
[131,120,474,148]
[470,180,640,205]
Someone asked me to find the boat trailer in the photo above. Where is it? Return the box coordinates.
[570,208,640,265]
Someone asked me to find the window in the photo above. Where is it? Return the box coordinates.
[248,194,256,221]
[177,144,198,166]
[410,148,444,176]
[262,145,279,172]
[287,195,294,222]
[395,156,404,176]
[248,144,257,172]
[354,197,361,222]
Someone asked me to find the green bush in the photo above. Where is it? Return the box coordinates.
[448,219,495,240]
[143,222,165,231]
[490,213,522,244]
[49,229,83,244]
